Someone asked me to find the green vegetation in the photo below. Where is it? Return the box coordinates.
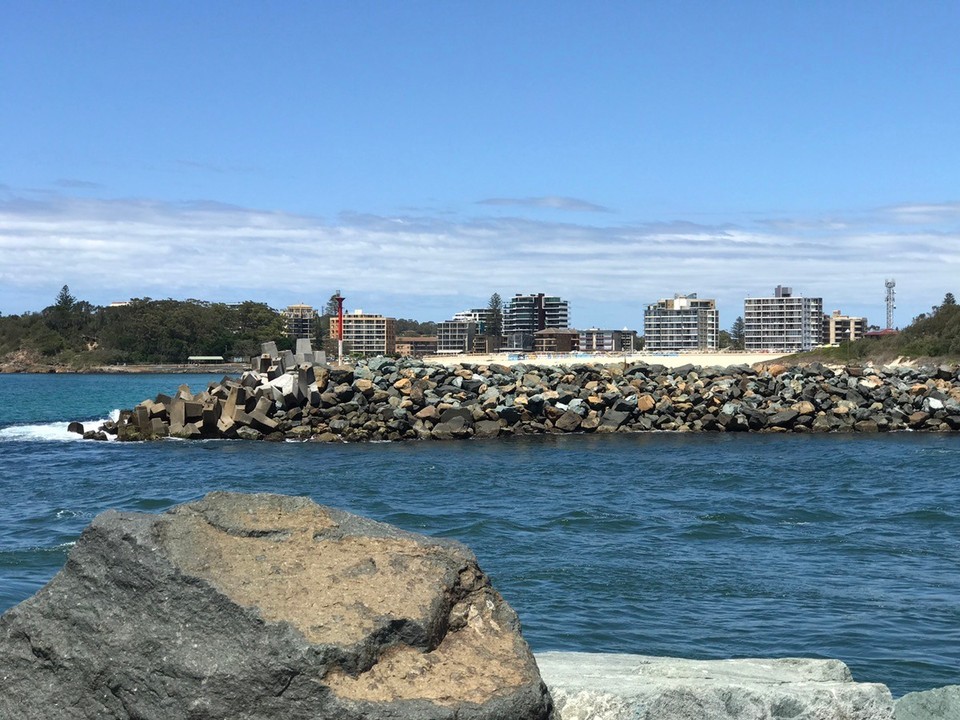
[796,293,960,364]
[893,294,960,359]
[395,319,438,337]
[0,287,287,367]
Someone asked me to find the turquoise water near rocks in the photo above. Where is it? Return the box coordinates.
[1,373,958,697]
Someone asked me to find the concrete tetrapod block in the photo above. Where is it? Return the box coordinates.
[169,397,186,428]
[260,340,278,358]
[535,652,894,720]
[0,493,552,720]
[183,401,204,422]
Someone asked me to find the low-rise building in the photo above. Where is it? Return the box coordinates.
[744,286,823,352]
[823,311,868,345]
[533,328,580,353]
[644,294,719,352]
[395,336,438,357]
[329,310,396,356]
[579,328,638,352]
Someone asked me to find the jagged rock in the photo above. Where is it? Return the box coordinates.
[768,409,799,427]
[474,420,502,439]
[431,416,472,440]
[236,425,261,440]
[0,493,552,720]
[440,407,474,425]
[554,410,583,432]
[537,651,893,720]
[598,408,631,431]
[67,421,84,435]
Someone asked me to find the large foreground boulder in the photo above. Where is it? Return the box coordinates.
[536,652,894,720]
[0,492,552,720]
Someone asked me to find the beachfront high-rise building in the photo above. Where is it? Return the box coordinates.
[744,286,823,352]
[643,294,719,352]
[282,303,317,340]
[329,310,396,356]
[503,293,570,351]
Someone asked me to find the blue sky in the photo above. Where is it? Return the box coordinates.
[2,2,959,330]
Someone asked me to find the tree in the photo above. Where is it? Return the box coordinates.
[486,293,503,345]
[324,291,343,317]
[730,316,745,350]
[55,285,76,311]
[718,330,732,349]
[943,292,956,307]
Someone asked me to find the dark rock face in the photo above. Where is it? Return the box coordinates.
[0,493,552,720]
[84,344,960,443]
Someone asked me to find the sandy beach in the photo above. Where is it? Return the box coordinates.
[423,351,789,369]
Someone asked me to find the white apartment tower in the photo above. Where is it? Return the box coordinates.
[744,286,823,352]
[643,294,719,352]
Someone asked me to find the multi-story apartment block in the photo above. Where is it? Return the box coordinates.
[579,328,638,352]
[823,310,867,345]
[504,293,570,351]
[395,336,438,357]
[329,310,396,356]
[643,294,719,352]
[533,328,580,353]
[452,308,493,334]
[744,286,823,352]
[436,320,476,354]
[282,303,317,340]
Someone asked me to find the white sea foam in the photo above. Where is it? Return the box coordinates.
[0,411,120,442]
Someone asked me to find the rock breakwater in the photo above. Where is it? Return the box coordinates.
[80,343,960,442]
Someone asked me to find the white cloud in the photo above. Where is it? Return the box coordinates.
[478,196,612,213]
[0,193,957,327]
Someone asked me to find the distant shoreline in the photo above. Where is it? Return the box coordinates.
[0,363,247,375]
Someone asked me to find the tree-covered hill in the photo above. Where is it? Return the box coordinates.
[0,287,289,367]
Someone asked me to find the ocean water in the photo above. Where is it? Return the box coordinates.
[1,373,958,697]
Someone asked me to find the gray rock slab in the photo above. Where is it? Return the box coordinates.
[895,685,960,720]
[535,651,893,720]
[0,493,551,720]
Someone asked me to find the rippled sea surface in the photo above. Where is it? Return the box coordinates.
[1,373,959,696]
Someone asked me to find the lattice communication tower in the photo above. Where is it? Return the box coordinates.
[885,278,896,329]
